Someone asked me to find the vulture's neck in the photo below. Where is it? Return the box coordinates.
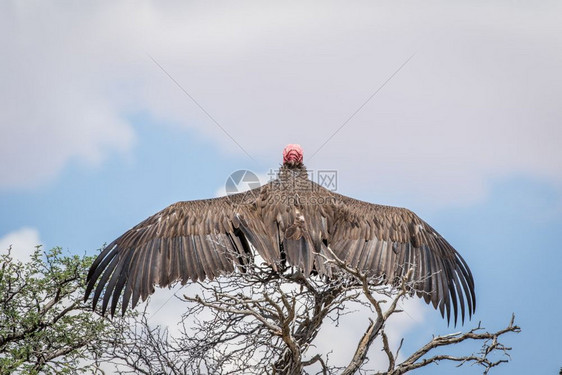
[277,163,310,190]
[279,163,308,177]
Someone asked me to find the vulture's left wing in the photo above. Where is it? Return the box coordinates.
[307,189,476,325]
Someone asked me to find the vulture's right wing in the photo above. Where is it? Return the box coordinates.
[85,188,276,316]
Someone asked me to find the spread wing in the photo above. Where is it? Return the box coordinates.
[86,179,475,325]
[315,190,476,325]
[85,188,276,316]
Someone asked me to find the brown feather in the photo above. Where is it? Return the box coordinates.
[86,163,475,325]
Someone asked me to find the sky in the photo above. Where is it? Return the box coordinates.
[1,1,561,373]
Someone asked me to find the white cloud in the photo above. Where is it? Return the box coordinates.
[0,227,42,262]
[2,2,561,206]
[0,3,135,189]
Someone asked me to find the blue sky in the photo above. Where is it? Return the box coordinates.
[2,2,561,373]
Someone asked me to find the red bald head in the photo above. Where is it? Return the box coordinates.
[282,144,303,167]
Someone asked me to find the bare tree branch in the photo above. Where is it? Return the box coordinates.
[98,250,520,375]
[388,314,521,375]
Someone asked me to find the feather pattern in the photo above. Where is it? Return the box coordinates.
[86,162,475,325]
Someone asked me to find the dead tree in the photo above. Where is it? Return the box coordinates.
[101,253,520,375]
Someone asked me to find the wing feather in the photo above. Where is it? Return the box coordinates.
[92,253,119,313]
[103,254,128,315]
[181,236,197,282]
[131,241,151,309]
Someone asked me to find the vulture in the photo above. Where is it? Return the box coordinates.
[85,144,475,325]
